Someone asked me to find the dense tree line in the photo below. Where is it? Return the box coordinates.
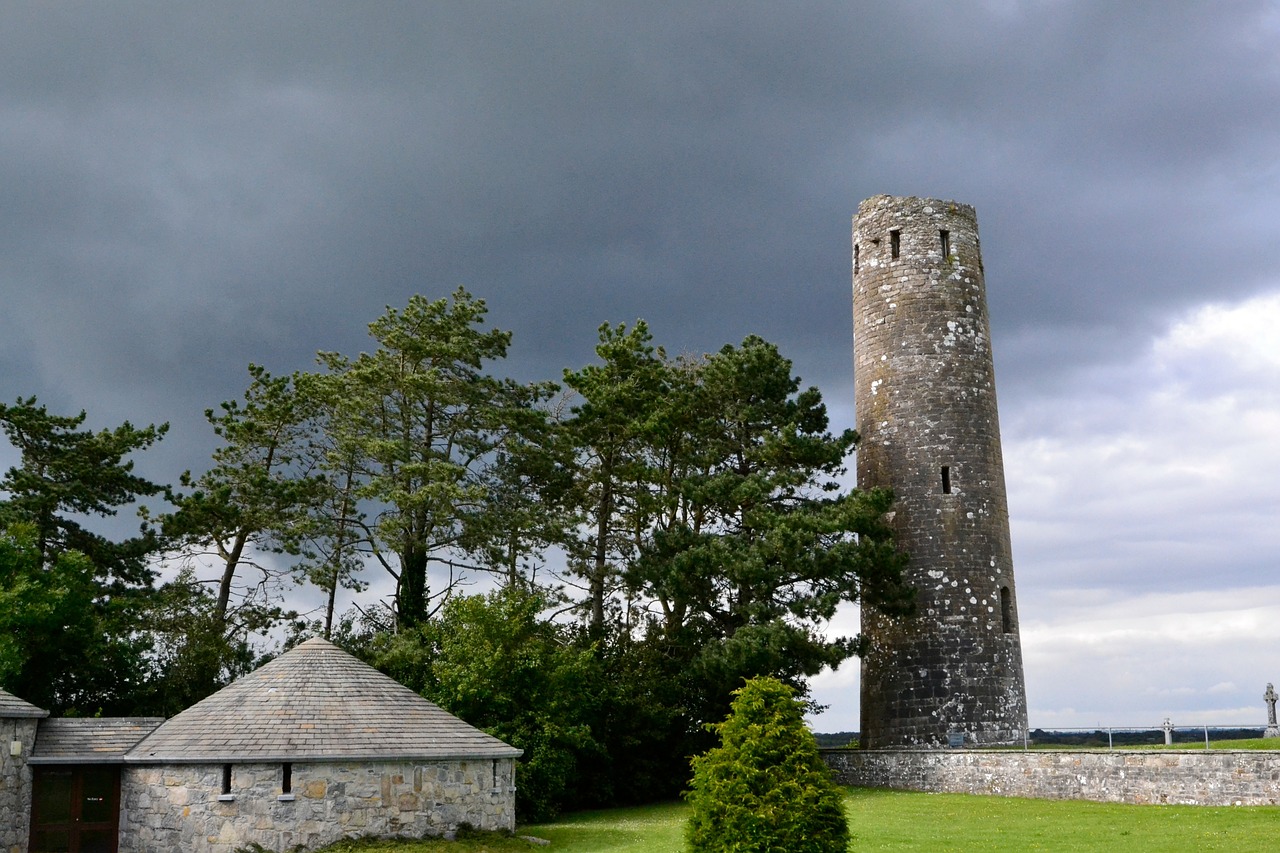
[0,289,912,819]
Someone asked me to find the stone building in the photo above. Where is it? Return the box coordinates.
[853,195,1029,748]
[2,689,46,853]
[3,637,520,853]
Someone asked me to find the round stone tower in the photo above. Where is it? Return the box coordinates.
[853,195,1028,748]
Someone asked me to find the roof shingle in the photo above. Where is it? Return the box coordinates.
[31,718,163,764]
[125,637,520,763]
[0,687,47,718]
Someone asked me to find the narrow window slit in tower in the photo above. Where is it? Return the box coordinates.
[939,229,950,258]
[282,763,292,794]
[890,229,901,259]
[222,764,232,795]
[854,243,860,274]
[941,466,951,494]
[1000,586,1013,634]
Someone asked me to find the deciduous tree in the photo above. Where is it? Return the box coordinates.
[0,526,150,715]
[371,587,603,821]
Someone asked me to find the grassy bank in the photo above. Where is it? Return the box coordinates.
[310,788,1280,852]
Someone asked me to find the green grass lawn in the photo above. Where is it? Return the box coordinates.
[311,788,1280,852]
[840,788,1279,852]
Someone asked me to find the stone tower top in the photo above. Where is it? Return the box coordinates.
[854,195,981,279]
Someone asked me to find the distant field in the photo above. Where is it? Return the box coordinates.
[1022,730,1274,750]
[1151,737,1278,750]
[310,787,1280,852]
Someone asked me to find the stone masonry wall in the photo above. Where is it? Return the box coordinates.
[853,195,1027,748]
[117,758,517,852]
[823,749,1280,806]
[0,718,38,853]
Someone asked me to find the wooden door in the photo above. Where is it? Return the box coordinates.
[29,765,120,853]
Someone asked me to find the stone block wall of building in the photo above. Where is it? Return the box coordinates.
[0,717,38,853]
[853,195,1027,747]
[822,748,1280,806]
[117,758,517,852]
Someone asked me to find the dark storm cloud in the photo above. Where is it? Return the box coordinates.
[4,0,1280,729]
[0,0,1272,474]
[5,2,1278,418]
[0,12,1257,438]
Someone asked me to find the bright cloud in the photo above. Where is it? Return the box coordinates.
[811,289,1280,732]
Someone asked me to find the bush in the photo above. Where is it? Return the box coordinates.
[686,676,850,852]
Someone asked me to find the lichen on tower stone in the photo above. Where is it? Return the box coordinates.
[853,195,1028,748]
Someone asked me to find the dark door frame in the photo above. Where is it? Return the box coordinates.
[29,764,121,853]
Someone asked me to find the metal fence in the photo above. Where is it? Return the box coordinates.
[1023,724,1268,750]
[813,726,1274,750]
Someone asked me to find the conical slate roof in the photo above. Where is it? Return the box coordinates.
[126,637,519,763]
[0,686,47,718]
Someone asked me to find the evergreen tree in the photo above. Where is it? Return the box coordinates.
[686,676,850,853]
[554,329,910,804]
[316,289,554,627]
[154,366,323,697]
[0,396,166,585]
[627,336,911,731]
[0,398,167,714]
[561,321,672,635]
[290,419,369,639]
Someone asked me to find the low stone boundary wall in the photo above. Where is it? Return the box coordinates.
[820,748,1280,806]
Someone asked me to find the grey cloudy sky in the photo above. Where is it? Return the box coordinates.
[2,1,1277,732]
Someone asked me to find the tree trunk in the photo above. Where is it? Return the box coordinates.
[399,543,428,629]
[590,471,613,636]
[215,530,249,630]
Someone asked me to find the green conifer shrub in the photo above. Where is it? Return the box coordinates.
[686,676,851,852]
